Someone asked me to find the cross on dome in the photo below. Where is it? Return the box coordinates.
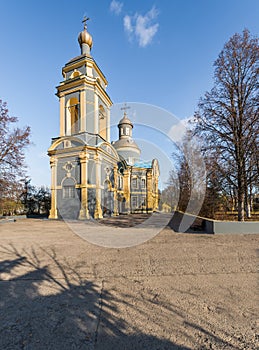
[82,16,90,30]
[121,103,130,117]
[78,16,93,53]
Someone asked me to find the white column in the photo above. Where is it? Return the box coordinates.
[80,90,86,133]
[106,107,110,143]
[59,96,65,136]
[66,103,71,136]
[94,90,99,134]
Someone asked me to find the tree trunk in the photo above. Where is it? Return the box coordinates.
[245,200,251,218]
[249,194,253,214]
[238,194,245,221]
[244,174,251,218]
[237,168,245,221]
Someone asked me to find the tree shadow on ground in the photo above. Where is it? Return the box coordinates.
[98,214,152,228]
[112,280,251,350]
[0,244,191,350]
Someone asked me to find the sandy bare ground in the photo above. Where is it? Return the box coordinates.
[0,218,258,349]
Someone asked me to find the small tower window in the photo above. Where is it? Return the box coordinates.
[70,70,80,79]
[67,97,80,135]
[141,178,146,188]
[125,127,130,136]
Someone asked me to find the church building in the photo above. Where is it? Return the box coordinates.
[48,19,159,220]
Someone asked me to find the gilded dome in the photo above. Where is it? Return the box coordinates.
[78,28,93,49]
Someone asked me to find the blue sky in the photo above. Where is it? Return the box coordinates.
[0,0,258,188]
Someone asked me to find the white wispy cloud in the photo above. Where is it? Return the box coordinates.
[123,6,159,47]
[110,0,123,15]
[168,118,191,142]
[123,15,133,34]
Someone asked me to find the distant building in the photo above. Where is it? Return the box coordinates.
[48,20,159,219]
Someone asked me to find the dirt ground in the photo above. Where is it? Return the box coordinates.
[0,218,258,350]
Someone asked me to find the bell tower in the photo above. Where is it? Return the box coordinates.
[56,17,112,141]
[48,18,160,220]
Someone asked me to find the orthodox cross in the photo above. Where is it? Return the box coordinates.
[82,16,90,30]
[121,103,130,116]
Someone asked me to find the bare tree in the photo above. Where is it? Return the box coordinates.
[170,129,206,215]
[0,100,31,202]
[194,29,259,221]
[160,170,179,211]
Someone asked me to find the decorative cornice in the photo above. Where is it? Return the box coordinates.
[56,77,112,105]
[62,57,108,85]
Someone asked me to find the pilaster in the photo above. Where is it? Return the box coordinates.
[79,152,90,219]
[112,166,119,216]
[154,177,159,210]
[146,171,153,213]
[123,168,131,214]
[49,157,58,219]
[94,155,103,219]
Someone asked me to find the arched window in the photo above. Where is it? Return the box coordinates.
[99,105,105,119]
[99,105,107,140]
[60,177,80,220]
[118,176,123,189]
[132,177,137,189]
[62,178,76,199]
[70,70,80,79]
[103,179,112,215]
[66,97,80,135]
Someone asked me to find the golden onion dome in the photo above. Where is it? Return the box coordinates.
[78,29,93,48]
[78,17,93,51]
